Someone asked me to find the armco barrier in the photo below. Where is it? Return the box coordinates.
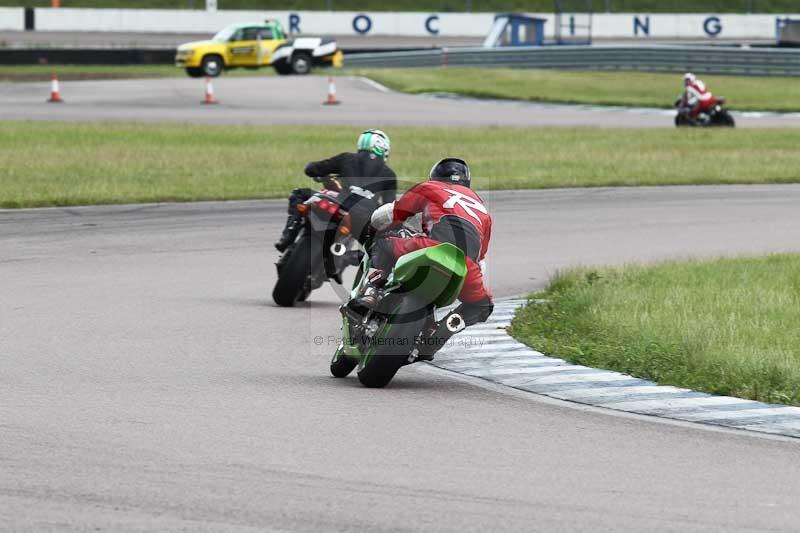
[0,48,175,65]
[0,46,423,65]
[345,45,800,76]
[2,44,798,76]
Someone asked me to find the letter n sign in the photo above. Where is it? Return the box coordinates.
[634,16,650,36]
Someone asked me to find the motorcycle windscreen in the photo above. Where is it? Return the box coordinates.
[392,243,467,308]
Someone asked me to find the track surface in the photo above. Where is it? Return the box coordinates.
[3,76,800,128]
[3,186,800,531]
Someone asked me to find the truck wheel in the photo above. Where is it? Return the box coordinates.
[185,67,203,78]
[201,54,224,77]
[291,52,312,75]
[273,61,293,76]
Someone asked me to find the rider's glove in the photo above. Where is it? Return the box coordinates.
[370,202,396,231]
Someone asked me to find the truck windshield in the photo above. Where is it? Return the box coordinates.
[212,25,239,42]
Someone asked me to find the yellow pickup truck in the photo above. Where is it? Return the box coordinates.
[175,20,342,77]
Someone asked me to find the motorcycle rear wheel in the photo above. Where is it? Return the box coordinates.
[272,236,312,307]
[356,297,430,388]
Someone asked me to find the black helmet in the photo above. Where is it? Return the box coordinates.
[429,158,471,188]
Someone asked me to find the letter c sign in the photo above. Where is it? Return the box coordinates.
[425,15,439,35]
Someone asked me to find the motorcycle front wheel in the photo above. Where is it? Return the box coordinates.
[330,345,358,378]
[720,112,735,127]
[675,114,692,127]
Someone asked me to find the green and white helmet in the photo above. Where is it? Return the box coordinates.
[357,129,391,158]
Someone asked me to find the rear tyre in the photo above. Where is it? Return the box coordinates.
[356,298,429,388]
[330,346,358,378]
[186,67,203,78]
[291,52,312,75]
[272,236,312,307]
[201,54,224,77]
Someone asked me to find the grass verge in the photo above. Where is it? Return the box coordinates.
[510,255,800,406]
[351,68,800,113]
[3,121,800,208]
[0,64,269,82]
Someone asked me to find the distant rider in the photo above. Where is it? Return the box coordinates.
[275,129,397,252]
[680,72,715,124]
[362,158,494,359]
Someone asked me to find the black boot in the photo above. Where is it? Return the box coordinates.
[343,250,365,267]
[275,216,301,252]
[353,270,387,309]
[417,312,466,361]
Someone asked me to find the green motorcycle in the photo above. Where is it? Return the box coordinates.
[331,237,468,388]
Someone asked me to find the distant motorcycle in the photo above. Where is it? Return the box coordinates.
[674,96,735,127]
[272,177,377,307]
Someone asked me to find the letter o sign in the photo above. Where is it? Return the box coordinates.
[353,14,372,35]
[704,16,722,37]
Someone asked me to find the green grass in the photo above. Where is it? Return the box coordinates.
[510,255,800,406]
[1,0,796,13]
[352,68,800,113]
[2,122,800,208]
[0,64,269,82]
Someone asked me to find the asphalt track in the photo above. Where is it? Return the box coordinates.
[3,186,800,531]
[3,76,800,128]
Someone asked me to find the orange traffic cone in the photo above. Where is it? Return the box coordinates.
[322,77,340,105]
[202,77,218,105]
[47,74,63,103]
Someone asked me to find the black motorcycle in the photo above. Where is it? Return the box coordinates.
[272,178,378,307]
[674,96,735,127]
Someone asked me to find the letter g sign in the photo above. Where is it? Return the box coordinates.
[704,16,722,37]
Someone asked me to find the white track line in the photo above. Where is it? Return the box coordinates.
[431,297,800,440]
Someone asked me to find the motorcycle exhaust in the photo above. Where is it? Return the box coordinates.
[330,243,347,257]
[445,313,465,333]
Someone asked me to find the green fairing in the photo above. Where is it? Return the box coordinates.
[391,243,467,307]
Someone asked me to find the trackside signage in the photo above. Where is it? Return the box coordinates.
[0,7,24,30]
[18,9,800,39]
